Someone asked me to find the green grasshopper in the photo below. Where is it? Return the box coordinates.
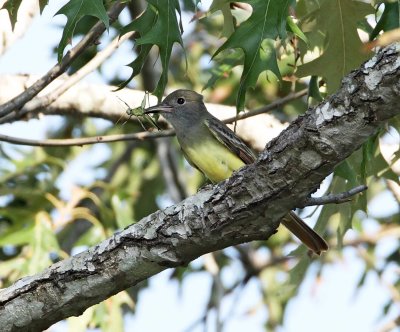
[116,91,160,130]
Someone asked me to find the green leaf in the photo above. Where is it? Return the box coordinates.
[370,1,400,40]
[55,0,109,62]
[369,150,399,183]
[1,0,23,30]
[359,131,399,183]
[286,16,308,45]
[288,255,311,286]
[213,0,294,112]
[335,160,358,187]
[117,5,158,91]
[111,195,134,229]
[296,0,374,94]
[358,17,374,35]
[92,292,133,332]
[209,0,235,37]
[28,212,60,274]
[296,0,321,18]
[203,51,243,90]
[307,76,323,104]
[337,198,352,247]
[68,307,94,332]
[0,224,34,246]
[74,224,105,248]
[182,0,201,11]
[119,0,185,100]
[335,147,368,212]
[138,0,184,99]
[318,177,351,246]
[390,116,400,133]
[0,257,29,285]
[361,134,379,183]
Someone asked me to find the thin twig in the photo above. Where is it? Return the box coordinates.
[1,31,135,124]
[222,89,308,124]
[0,1,126,119]
[302,185,368,207]
[0,130,174,147]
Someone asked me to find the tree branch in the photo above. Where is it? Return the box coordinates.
[0,1,126,118]
[0,75,156,123]
[0,43,399,332]
[302,185,368,206]
[222,89,308,123]
[0,129,174,146]
[0,31,134,124]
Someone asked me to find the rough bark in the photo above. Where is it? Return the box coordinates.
[0,44,399,332]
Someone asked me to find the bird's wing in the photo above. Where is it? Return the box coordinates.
[205,117,256,165]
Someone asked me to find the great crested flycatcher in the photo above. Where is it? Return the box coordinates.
[145,89,328,254]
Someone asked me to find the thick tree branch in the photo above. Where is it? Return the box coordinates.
[0,44,399,332]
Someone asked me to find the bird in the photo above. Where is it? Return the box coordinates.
[145,89,328,254]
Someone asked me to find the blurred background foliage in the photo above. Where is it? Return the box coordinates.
[0,0,399,331]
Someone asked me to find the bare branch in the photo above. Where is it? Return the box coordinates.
[0,75,154,123]
[302,185,368,207]
[223,89,308,123]
[0,31,134,124]
[0,129,174,147]
[0,1,126,119]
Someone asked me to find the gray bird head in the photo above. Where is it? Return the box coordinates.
[144,89,208,130]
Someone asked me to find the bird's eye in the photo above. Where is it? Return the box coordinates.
[177,97,185,105]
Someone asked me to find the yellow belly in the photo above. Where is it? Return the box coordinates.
[183,140,245,183]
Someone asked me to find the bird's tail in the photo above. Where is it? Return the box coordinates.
[281,212,328,254]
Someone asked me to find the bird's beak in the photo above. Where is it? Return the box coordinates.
[144,104,173,114]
